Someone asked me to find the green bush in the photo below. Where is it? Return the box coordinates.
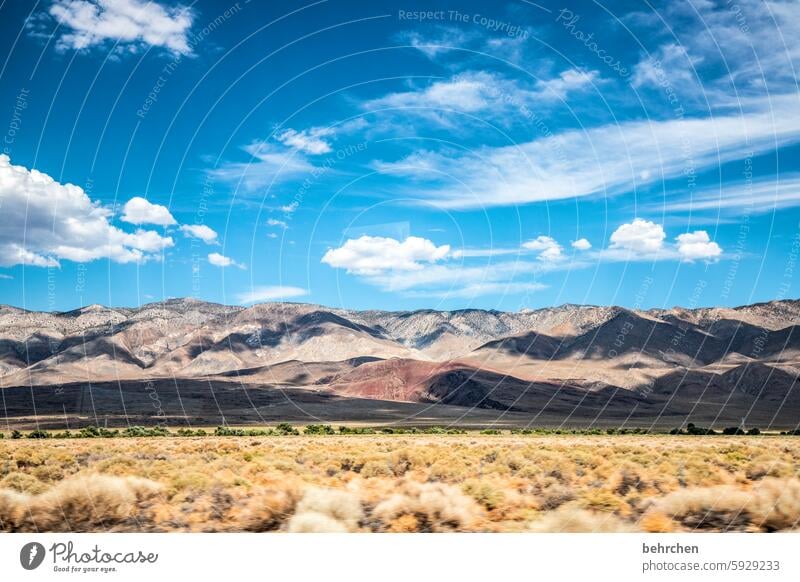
[274,423,299,436]
[338,426,376,435]
[26,430,50,439]
[723,427,745,435]
[304,424,336,435]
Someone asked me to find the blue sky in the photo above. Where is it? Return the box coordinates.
[0,0,798,312]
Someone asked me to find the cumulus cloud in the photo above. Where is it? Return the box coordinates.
[44,0,194,55]
[609,219,666,254]
[321,235,450,276]
[600,219,722,262]
[321,235,551,298]
[0,155,173,267]
[180,224,218,244]
[572,238,592,250]
[208,252,245,269]
[522,236,564,262]
[121,197,176,226]
[276,128,333,155]
[676,231,722,261]
[236,285,308,304]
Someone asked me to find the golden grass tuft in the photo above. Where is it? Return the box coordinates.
[2,435,799,532]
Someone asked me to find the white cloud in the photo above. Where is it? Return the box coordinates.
[180,224,218,244]
[267,218,288,229]
[398,27,475,59]
[630,0,800,100]
[366,72,500,113]
[276,128,333,155]
[121,197,176,226]
[535,69,599,100]
[209,142,315,192]
[321,235,450,276]
[597,220,722,263]
[676,231,722,262]
[632,43,702,91]
[267,233,278,239]
[374,94,800,209]
[572,238,592,250]
[45,0,194,55]
[0,155,173,267]
[364,69,596,122]
[657,175,800,214]
[281,201,299,214]
[236,285,308,304]
[522,236,564,262]
[322,235,551,298]
[208,252,245,269]
[609,219,666,254]
[0,274,13,280]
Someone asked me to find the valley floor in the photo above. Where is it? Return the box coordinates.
[2,435,800,532]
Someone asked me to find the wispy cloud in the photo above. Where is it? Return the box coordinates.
[655,175,800,214]
[374,94,800,209]
[208,142,316,192]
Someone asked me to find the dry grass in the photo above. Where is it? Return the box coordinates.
[1,435,799,532]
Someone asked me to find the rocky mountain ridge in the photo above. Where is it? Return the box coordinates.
[2,298,800,429]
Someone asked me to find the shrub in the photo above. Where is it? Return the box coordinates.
[26,430,50,439]
[372,481,483,532]
[275,423,299,436]
[723,427,745,435]
[529,507,636,532]
[242,488,300,532]
[1,475,161,532]
[643,478,800,532]
[304,425,335,435]
[11,430,22,439]
[287,488,363,532]
[338,426,376,435]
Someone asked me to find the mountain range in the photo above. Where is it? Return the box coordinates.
[2,298,800,430]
